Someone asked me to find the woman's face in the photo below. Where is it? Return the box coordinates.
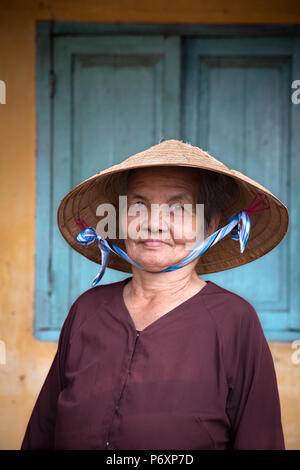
[121,166,210,272]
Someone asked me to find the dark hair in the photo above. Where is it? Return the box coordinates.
[195,169,239,235]
[120,168,239,236]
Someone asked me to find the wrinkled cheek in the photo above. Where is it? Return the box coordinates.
[123,239,138,260]
[172,221,197,244]
[177,218,205,245]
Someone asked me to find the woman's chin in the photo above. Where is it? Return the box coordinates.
[137,260,170,272]
[133,253,182,272]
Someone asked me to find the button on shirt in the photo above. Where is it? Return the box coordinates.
[21,278,285,450]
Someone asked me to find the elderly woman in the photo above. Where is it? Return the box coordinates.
[21,140,288,450]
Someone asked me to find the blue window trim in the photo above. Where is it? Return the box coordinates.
[35,21,300,341]
[35,21,53,340]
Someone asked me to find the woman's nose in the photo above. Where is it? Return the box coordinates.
[141,205,170,234]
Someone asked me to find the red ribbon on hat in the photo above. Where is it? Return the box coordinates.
[76,218,89,229]
[242,192,270,215]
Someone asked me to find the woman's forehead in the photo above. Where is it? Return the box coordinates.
[127,166,201,189]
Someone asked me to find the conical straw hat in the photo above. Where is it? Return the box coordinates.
[57,139,289,274]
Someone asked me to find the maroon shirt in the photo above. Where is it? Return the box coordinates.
[21,278,285,450]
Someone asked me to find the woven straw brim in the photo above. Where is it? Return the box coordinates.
[57,139,289,274]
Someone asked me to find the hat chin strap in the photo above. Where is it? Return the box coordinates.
[76,210,250,287]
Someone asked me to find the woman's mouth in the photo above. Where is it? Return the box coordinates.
[142,239,168,248]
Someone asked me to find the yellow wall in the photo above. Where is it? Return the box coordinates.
[0,0,300,450]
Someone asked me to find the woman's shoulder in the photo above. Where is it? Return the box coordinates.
[76,280,124,303]
[202,281,268,367]
[64,279,126,332]
[202,280,264,336]
[74,278,125,305]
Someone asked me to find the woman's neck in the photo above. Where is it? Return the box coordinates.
[125,267,206,304]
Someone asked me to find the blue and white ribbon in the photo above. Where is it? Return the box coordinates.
[76,210,250,287]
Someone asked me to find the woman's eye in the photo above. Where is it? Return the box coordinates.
[128,201,147,214]
[129,201,144,207]
[170,203,183,211]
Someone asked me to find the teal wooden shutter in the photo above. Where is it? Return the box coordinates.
[182,37,300,340]
[35,30,181,340]
[35,25,300,342]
